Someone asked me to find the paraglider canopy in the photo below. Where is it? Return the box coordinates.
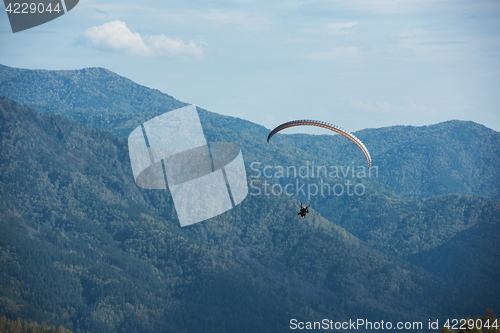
[267,119,371,168]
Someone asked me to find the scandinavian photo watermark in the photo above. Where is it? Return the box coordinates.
[249,161,378,199]
[291,318,425,330]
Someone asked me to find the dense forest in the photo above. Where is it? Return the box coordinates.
[1,64,498,200]
[0,316,71,333]
[0,64,499,332]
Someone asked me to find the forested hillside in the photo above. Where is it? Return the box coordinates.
[410,205,500,310]
[0,64,498,332]
[284,121,500,200]
[1,64,499,200]
[0,97,489,332]
[0,316,72,333]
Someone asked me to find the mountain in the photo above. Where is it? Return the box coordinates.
[314,191,496,258]
[1,63,499,201]
[0,96,488,332]
[0,64,499,332]
[1,64,498,259]
[0,315,72,333]
[283,121,500,200]
[0,64,269,140]
[409,203,500,312]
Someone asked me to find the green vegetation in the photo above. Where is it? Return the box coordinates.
[410,207,500,310]
[1,64,498,200]
[0,64,498,332]
[0,316,71,333]
[315,192,496,257]
[0,96,482,332]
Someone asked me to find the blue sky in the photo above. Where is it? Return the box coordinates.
[1,0,499,133]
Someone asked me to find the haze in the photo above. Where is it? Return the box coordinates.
[1,0,499,133]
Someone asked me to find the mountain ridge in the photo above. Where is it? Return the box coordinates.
[0,64,499,331]
[1,63,498,201]
[0,96,491,332]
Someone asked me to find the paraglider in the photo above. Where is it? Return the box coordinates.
[267,119,372,217]
[298,203,310,218]
[267,119,371,169]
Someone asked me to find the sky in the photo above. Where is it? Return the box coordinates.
[1,0,499,133]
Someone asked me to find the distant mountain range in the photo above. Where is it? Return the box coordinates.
[1,64,498,201]
[0,64,498,332]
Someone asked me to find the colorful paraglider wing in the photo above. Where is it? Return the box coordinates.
[267,120,371,168]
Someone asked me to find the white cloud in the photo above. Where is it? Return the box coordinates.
[482,69,500,77]
[388,28,471,62]
[146,35,204,58]
[199,10,271,30]
[395,29,426,37]
[303,22,357,34]
[81,21,150,56]
[349,99,422,115]
[79,21,204,59]
[302,47,359,60]
[325,22,357,31]
[299,0,465,14]
[395,36,468,60]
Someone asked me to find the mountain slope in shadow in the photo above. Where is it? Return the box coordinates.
[0,96,482,332]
